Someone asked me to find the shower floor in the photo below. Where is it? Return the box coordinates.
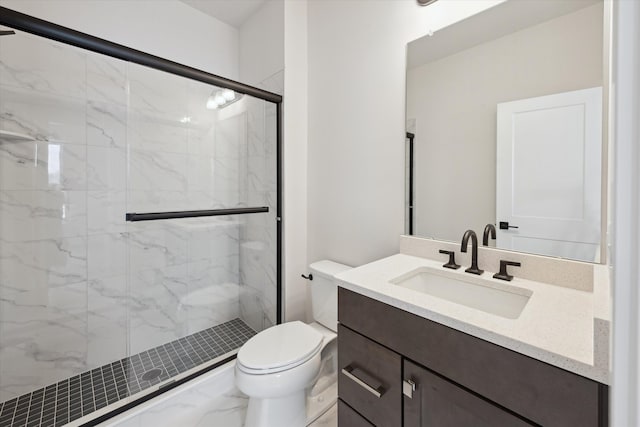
[0,318,256,427]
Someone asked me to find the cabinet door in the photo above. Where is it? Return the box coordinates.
[403,360,534,427]
[338,400,374,427]
[338,325,402,427]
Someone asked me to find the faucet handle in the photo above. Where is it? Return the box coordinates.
[439,250,461,270]
[493,260,521,281]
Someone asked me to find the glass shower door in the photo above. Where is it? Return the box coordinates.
[121,62,277,389]
[0,16,279,426]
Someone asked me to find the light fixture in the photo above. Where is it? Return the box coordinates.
[215,93,226,106]
[206,95,217,109]
[206,89,242,110]
[417,0,438,5]
[222,89,236,101]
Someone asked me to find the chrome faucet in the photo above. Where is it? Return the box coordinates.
[482,223,496,246]
[461,230,483,275]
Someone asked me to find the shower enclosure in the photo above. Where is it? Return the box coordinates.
[0,8,281,427]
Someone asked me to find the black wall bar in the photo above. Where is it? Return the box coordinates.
[406,132,415,236]
[0,6,282,104]
[126,207,269,222]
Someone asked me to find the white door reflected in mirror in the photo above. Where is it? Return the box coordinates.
[496,87,602,262]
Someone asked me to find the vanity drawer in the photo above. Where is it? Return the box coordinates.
[338,324,401,427]
[337,399,374,427]
[339,288,606,427]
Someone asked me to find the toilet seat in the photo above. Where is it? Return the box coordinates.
[237,321,324,375]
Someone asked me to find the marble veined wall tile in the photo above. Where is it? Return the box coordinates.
[168,218,239,264]
[215,113,246,161]
[128,149,188,192]
[0,33,86,99]
[88,233,128,280]
[212,156,242,201]
[87,53,127,106]
[127,112,189,154]
[0,275,86,326]
[128,64,190,119]
[208,191,245,210]
[247,156,267,195]
[127,224,188,271]
[129,264,188,354]
[87,101,127,148]
[0,141,87,191]
[187,126,216,157]
[239,286,267,333]
[187,155,215,194]
[239,236,277,332]
[88,190,126,234]
[185,190,219,211]
[0,281,88,400]
[0,237,88,288]
[0,190,86,241]
[180,263,240,335]
[246,99,265,159]
[264,158,277,196]
[127,190,189,215]
[0,87,86,144]
[87,145,127,191]
[87,276,128,368]
[128,63,190,115]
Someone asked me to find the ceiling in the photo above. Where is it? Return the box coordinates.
[181,0,266,28]
[407,0,601,69]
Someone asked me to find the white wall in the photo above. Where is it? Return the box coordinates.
[0,0,239,78]
[306,0,504,268]
[283,0,309,322]
[240,0,284,89]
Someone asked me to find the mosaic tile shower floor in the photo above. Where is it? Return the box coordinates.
[0,319,255,427]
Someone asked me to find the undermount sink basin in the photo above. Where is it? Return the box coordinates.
[390,267,532,319]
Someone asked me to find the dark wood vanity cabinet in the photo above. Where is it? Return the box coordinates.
[337,288,609,427]
[403,359,533,427]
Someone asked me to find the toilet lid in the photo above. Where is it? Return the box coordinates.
[237,321,323,372]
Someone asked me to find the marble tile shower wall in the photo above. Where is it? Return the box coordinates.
[0,32,276,402]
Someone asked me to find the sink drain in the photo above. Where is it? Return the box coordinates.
[141,368,163,381]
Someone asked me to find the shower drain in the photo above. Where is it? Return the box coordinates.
[141,368,164,381]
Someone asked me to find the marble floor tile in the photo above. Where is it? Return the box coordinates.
[310,403,338,427]
[101,362,337,427]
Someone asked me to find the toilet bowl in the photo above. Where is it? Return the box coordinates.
[235,260,351,427]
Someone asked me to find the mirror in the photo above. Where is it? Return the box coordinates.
[405,0,608,263]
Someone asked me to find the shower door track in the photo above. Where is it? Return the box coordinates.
[0,6,284,427]
[0,7,281,103]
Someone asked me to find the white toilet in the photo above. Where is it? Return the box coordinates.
[235,260,351,427]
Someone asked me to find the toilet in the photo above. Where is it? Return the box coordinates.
[235,260,351,427]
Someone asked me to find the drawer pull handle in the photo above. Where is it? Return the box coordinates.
[341,365,385,398]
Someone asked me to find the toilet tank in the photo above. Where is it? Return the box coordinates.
[309,260,352,332]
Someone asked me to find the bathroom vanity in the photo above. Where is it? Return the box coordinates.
[335,248,610,427]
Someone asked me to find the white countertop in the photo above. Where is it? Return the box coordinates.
[336,253,610,384]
